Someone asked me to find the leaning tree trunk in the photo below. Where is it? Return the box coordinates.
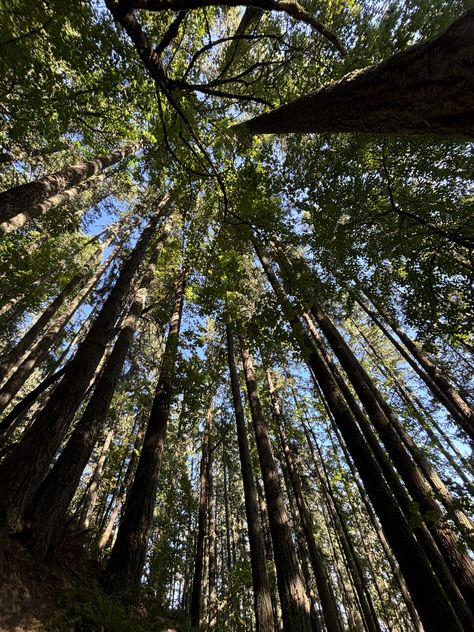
[252,241,467,631]
[0,237,111,388]
[365,292,474,439]
[103,270,185,590]
[0,174,106,233]
[234,9,474,137]
[0,240,120,415]
[226,322,275,632]
[0,141,140,226]
[21,232,169,558]
[190,404,213,630]
[239,336,312,632]
[0,197,170,537]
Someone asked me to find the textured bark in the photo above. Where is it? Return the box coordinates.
[236,9,474,137]
[253,241,466,631]
[0,174,105,234]
[22,232,169,558]
[265,367,342,632]
[239,337,312,632]
[97,420,147,554]
[0,142,140,225]
[273,247,474,606]
[190,404,213,629]
[226,322,275,632]
[103,270,185,589]
[0,200,169,536]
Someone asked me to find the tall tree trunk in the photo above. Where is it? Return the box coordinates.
[0,238,110,388]
[0,198,170,537]
[208,449,218,630]
[264,366,342,632]
[272,245,474,605]
[103,269,185,589]
[365,293,474,439]
[96,417,147,555]
[0,240,119,415]
[190,404,213,629]
[21,231,169,558]
[0,142,140,226]
[78,428,115,530]
[226,322,275,632]
[357,297,474,440]
[234,9,474,137]
[253,241,467,631]
[239,336,312,632]
[0,174,106,233]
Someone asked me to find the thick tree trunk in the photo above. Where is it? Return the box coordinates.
[190,404,213,629]
[103,269,185,589]
[239,336,312,632]
[21,232,169,557]
[0,174,106,234]
[253,241,467,631]
[0,199,170,537]
[235,9,474,137]
[0,142,140,226]
[226,322,275,632]
[264,367,342,632]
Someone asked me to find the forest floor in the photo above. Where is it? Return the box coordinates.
[0,539,183,631]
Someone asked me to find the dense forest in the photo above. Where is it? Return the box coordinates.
[0,1,473,630]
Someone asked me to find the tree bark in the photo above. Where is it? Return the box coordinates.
[253,240,467,631]
[239,335,312,632]
[190,404,213,629]
[0,198,170,537]
[103,268,185,589]
[264,366,343,632]
[235,9,474,137]
[21,231,169,558]
[207,449,218,630]
[226,321,275,632]
[0,174,106,234]
[0,142,140,226]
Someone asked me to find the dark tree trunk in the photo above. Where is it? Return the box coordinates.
[0,199,170,537]
[207,450,218,630]
[253,240,467,632]
[264,367,342,632]
[190,404,213,629]
[0,142,140,226]
[239,336,312,632]
[226,322,275,632]
[235,9,474,137]
[103,269,185,589]
[21,232,169,558]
